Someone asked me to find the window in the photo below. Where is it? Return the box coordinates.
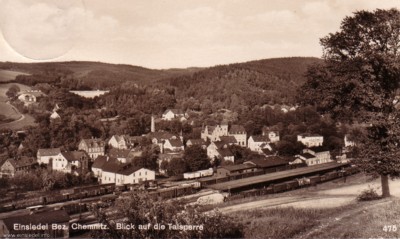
[145,171,147,176]
[139,172,141,176]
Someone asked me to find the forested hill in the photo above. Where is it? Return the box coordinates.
[162,57,322,110]
[0,61,201,89]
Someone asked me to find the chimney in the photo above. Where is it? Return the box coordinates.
[151,115,155,133]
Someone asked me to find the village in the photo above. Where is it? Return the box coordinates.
[0,96,355,186]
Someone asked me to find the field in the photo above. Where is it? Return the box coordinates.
[0,83,31,101]
[0,69,28,82]
[0,83,36,129]
[0,103,21,120]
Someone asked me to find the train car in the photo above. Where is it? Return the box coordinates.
[286,180,300,191]
[272,183,288,193]
[308,175,321,185]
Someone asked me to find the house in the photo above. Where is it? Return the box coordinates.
[201,124,229,142]
[17,90,45,103]
[37,148,62,165]
[303,147,332,163]
[0,209,70,238]
[108,135,135,149]
[52,151,89,175]
[247,135,273,153]
[78,138,105,160]
[147,132,181,153]
[162,109,188,121]
[186,139,207,149]
[0,157,38,178]
[108,148,132,163]
[216,164,257,177]
[244,156,290,173]
[344,135,355,148]
[296,148,332,166]
[50,111,61,121]
[163,139,184,152]
[207,140,235,163]
[228,125,247,146]
[201,124,247,146]
[262,127,280,143]
[297,133,324,147]
[100,161,155,185]
[92,155,111,178]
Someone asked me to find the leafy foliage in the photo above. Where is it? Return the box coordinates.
[299,8,400,197]
[90,192,244,239]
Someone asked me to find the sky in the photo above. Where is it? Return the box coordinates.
[0,0,398,69]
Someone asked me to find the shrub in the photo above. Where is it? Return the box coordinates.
[357,187,380,201]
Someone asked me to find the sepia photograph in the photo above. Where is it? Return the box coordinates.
[0,0,399,238]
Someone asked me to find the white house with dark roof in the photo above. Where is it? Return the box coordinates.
[207,140,235,163]
[201,124,247,146]
[0,157,38,178]
[247,135,273,153]
[163,138,184,152]
[52,151,89,174]
[297,133,324,147]
[99,160,155,185]
[295,148,332,166]
[37,148,62,165]
[78,138,105,160]
[162,109,188,121]
[17,90,45,104]
[107,135,138,149]
[262,127,280,143]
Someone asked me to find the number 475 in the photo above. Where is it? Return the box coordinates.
[383,225,397,232]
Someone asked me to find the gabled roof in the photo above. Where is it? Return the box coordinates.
[219,136,237,144]
[101,160,124,173]
[147,132,177,141]
[92,155,110,169]
[217,148,234,158]
[18,90,45,98]
[250,135,270,142]
[61,151,89,162]
[163,109,185,115]
[245,157,288,168]
[229,125,246,134]
[8,157,37,168]
[81,138,105,147]
[167,139,184,147]
[38,148,61,156]
[2,210,69,231]
[299,153,316,159]
[306,147,329,153]
[108,148,131,158]
[298,133,323,138]
[118,164,143,176]
[218,164,255,172]
[187,139,206,145]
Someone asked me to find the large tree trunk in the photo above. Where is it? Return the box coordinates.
[381,174,390,198]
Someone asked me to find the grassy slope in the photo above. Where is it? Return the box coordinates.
[230,198,400,239]
[0,69,28,82]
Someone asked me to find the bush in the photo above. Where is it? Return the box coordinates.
[357,187,380,201]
